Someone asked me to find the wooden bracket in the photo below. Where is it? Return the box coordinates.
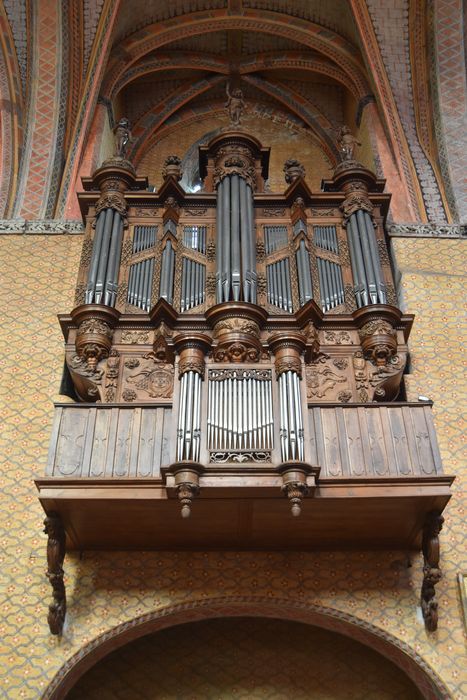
[43,513,66,635]
[421,511,444,631]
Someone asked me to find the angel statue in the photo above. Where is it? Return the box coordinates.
[113,118,132,159]
[225,83,245,127]
[337,125,361,161]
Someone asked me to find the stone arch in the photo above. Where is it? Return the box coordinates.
[430,0,467,220]
[42,596,451,700]
[129,74,224,158]
[0,3,23,218]
[102,10,370,98]
[111,51,365,104]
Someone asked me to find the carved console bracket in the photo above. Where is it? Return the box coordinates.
[206,302,268,363]
[163,462,204,518]
[173,333,211,378]
[421,511,444,631]
[68,304,121,402]
[354,305,407,401]
[269,332,307,378]
[72,304,121,370]
[43,513,66,635]
[277,462,319,517]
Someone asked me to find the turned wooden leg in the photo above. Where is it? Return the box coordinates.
[421,511,444,632]
[43,513,66,635]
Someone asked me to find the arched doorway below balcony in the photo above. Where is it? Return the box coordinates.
[64,618,423,699]
[66,616,425,698]
[43,598,451,700]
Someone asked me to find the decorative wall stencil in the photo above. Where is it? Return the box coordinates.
[0,227,465,700]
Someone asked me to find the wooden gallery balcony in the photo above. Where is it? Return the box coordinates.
[36,400,452,551]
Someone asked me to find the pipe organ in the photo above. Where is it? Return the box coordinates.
[207,369,274,459]
[37,127,453,637]
[68,132,408,478]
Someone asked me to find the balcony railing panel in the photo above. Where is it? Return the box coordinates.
[47,402,443,482]
[47,405,172,479]
[307,403,443,478]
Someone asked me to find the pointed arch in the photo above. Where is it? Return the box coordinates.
[0,3,24,217]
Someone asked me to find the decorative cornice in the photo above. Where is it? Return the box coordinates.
[388,223,467,238]
[0,219,85,235]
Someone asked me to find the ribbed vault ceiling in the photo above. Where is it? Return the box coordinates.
[104,1,368,168]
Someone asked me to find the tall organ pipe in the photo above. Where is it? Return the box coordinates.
[216,175,256,303]
[216,180,224,301]
[347,210,387,307]
[86,210,106,303]
[362,210,386,303]
[295,240,313,308]
[356,209,377,303]
[278,370,304,462]
[94,208,114,304]
[247,182,257,303]
[221,177,231,302]
[230,174,241,301]
[348,213,368,307]
[239,178,250,301]
[86,207,125,307]
[160,240,175,305]
[177,371,202,462]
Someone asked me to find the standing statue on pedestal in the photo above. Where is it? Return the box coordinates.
[337,125,361,161]
[113,118,132,159]
[225,83,245,127]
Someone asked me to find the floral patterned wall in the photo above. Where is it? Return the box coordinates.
[0,234,465,699]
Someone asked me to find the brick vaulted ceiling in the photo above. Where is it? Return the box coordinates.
[0,0,465,223]
[102,2,368,173]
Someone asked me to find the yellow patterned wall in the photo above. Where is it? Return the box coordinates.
[0,234,465,699]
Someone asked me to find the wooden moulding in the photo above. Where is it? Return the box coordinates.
[35,475,453,551]
[172,333,212,377]
[277,461,320,516]
[268,332,307,378]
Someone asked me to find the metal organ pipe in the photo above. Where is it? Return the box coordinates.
[86,207,126,307]
[86,210,105,303]
[206,371,274,454]
[230,174,241,301]
[347,210,387,308]
[362,210,386,303]
[239,178,250,301]
[94,208,114,303]
[348,213,368,307]
[278,370,304,462]
[221,177,231,303]
[216,180,224,301]
[177,370,203,462]
[356,209,378,303]
[215,175,256,304]
[247,182,257,303]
